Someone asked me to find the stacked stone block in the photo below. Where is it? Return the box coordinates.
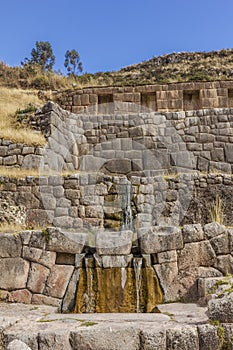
[55,81,233,113]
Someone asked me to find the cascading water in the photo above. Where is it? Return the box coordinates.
[133,257,143,313]
[74,255,163,313]
[121,181,133,231]
[73,178,162,313]
[84,257,94,313]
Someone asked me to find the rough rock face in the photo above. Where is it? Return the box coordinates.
[0,200,26,225]
[207,292,233,323]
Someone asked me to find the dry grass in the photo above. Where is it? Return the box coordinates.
[0,223,25,233]
[0,166,41,178]
[0,166,84,178]
[0,87,46,145]
[208,195,224,224]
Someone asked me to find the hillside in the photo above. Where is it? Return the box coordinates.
[113,49,233,85]
[1,49,233,91]
[1,48,233,146]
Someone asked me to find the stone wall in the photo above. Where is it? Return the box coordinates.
[54,81,233,113]
[3,103,233,174]
[0,139,44,169]
[32,102,233,175]
[0,222,231,310]
[0,173,233,229]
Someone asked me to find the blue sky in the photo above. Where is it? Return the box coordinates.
[1,0,233,74]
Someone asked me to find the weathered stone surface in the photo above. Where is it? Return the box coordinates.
[0,258,29,290]
[8,289,32,304]
[32,294,61,308]
[27,263,50,294]
[182,224,204,243]
[20,231,32,245]
[198,276,226,299]
[140,327,166,350]
[0,233,22,258]
[210,233,230,255]
[207,292,233,323]
[204,222,225,239]
[166,326,199,350]
[214,254,233,274]
[28,231,47,249]
[62,269,79,313]
[101,254,133,268]
[7,340,32,350]
[198,267,222,278]
[157,250,177,264]
[227,228,233,252]
[198,324,222,350]
[95,230,133,255]
[45,265,74,299]
[27,209,54,227]
[46,228,87,254]
[70,326,140,350]
[139,226,183,254]
[224,143,233,163]
[22,154,41,169]
[178,241,216,270]
[154,262,179,302]
[38,331,72,350]
[23,246,42,261]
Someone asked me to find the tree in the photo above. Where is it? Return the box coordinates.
[23,41,55,71]
[64,49,83,76]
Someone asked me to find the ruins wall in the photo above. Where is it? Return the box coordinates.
[0,222,231,309]
[54,81,233,113]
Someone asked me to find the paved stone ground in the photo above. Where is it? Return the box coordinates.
[0,302,213,349]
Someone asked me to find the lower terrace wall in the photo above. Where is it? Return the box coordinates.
[0,222,231,309]
[0,173,233,228]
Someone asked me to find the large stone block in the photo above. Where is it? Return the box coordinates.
[198,324,222,350]
[46,227,87,254]
[182,224,204,243]
[140,328,166,350]
[214,254,233,274]
[45,265,74,299]
[0,258,29,290]
[95,230,133,255]
[22,155,42,169]
[62,269,80,313]
[207,293,233,323]
[38,331,72,350]
[225,143,233,163]
[166,326,199,350]
[204,222,225,239]
[178,241,216,270]
[27,263,50,294]
[210,233,230,255]
[154,262,179,302]
[8,289,32,304]
[0,233,22,258]
[139,226,183,254]
[70,326,140,350]
[32,294,61,308]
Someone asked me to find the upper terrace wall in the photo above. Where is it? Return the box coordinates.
[55,81,233,113]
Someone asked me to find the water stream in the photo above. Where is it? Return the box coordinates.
[121,182,133,231]
[74,256,163,313]
[133,257,143,313]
